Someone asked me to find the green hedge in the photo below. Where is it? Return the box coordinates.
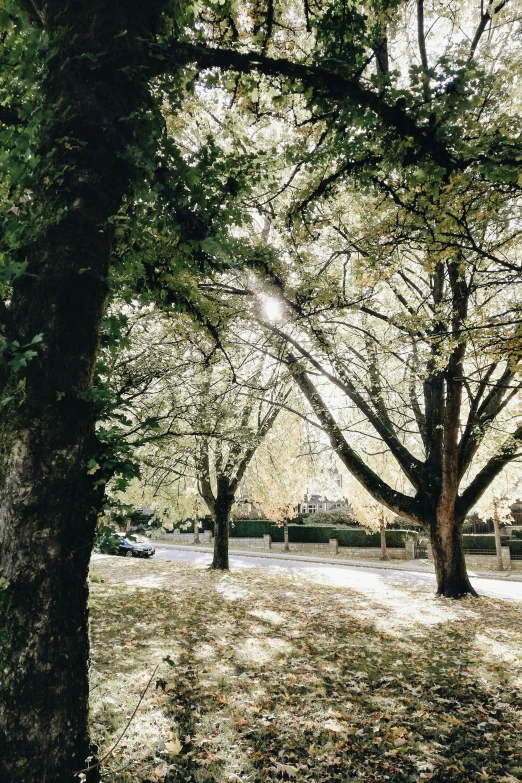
[460,536,522,557]
[229,519,282,538]
[336,529,410,548]
[507,539,522,556]
[227,519,409,547]
[209,523,522,554]
[462,535,499,551]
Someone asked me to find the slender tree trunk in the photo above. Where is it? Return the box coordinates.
[211,475,234,570]
[193,500,200,544]
[380,513,388,561]
[431,511,477,598]
[283,519,290,551]
[0,3,168,781]
[493,499,504,571]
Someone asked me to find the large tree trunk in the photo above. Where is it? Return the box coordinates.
[0,424,102,783]
[431,512,477,598]
[211,475,234,570]
[0,3,168,781]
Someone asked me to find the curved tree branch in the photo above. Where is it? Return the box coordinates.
[154,40,455,169]
[287,352,424,524]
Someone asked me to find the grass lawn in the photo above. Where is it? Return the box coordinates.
[89,555,522,783]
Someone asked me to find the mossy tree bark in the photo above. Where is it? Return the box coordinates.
[0,2,169,781]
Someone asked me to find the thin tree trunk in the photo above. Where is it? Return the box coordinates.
[283,519,290,551]
[493,499,503,571]
[431,512,477,598]
[380,513,388,561]
[193,500,200,544]
[0,3,168,780]
[211,475,233,570]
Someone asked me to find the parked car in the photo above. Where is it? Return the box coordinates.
[117,536,155,559]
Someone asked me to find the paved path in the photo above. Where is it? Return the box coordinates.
[152,546,522,602]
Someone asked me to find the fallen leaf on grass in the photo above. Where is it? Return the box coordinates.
[273,762,299,777]
[165,736,182,756]
[323,718,346,733]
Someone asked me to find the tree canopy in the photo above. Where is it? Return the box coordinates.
[1,1,522,779]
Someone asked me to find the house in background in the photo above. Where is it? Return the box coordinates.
[506,499,522,536]
[296,467,350,515]
[297,494,350,515]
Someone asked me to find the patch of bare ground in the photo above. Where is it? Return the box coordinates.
[89,555,522,783]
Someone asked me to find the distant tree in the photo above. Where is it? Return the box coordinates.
[104,308,289,569]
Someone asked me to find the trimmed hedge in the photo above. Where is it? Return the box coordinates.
[462,535,497,551]
[227,519,409,547]
[507,539,522,556]
[229,519,281,538]
[203,522,522,555]
[336,529,410,548]
[462,535,522,555]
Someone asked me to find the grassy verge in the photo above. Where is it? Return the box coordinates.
[89,555,522,783]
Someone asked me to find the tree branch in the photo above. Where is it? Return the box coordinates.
[267,323,426,488]
[197,441,215,517]
[457,423,522,517]
[154,41,455,169]
[417,0,429,71]
[287,353,424,524]
[469,0,508,60]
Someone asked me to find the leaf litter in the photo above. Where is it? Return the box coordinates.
[89,555,522,783]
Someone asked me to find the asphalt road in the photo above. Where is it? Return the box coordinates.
[152,546,522,602]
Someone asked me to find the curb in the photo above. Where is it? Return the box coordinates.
[152,541,522,583]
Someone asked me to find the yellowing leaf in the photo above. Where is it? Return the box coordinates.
[166,736,182,756]
[324,718,346,732]
[275,763,298,777]
[444,716,462,726]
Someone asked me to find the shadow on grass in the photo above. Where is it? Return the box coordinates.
[89,557,522,783]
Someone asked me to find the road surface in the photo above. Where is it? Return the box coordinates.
[152,546,522,602]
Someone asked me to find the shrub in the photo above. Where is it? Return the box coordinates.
[335,529,410,548]
[305,507,359,527]
[462,535,496,551]
[288,525,332,543]
[229,519,281,538]
[462,536,522,556]
[507,540,522,556]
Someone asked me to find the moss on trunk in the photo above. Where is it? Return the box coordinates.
[0,2,170,780]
